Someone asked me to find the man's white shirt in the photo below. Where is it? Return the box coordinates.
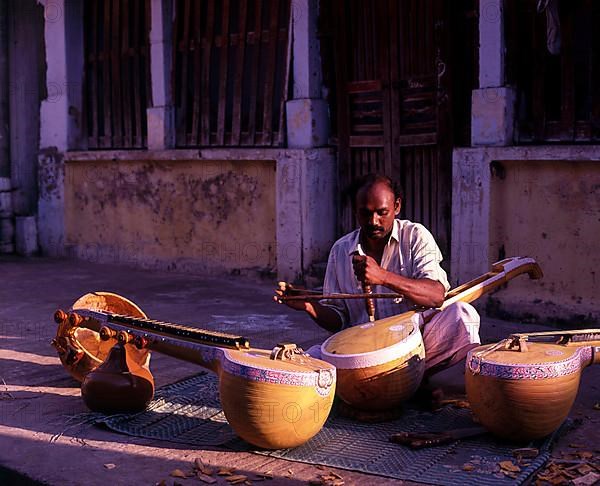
[321,219,450,328]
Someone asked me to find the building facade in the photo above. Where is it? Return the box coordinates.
[0,0,598,323]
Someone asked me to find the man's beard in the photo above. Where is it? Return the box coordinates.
[364,225,388,239]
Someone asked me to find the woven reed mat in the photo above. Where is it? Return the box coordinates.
[97,372,562,485]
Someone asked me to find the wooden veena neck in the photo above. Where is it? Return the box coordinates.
[105,313,250,349]
[421,256,543,323]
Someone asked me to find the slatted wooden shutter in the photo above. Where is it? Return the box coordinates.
[173,0,291,147]
[506,0,600,142]
[83,0,151,149]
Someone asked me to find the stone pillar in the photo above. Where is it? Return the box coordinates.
[0,177,13,253]
[9,0,45,216]
[15,216,38,255]
[451,149,491,286]
[276,0,336,282]
[276,149,336,283]
[147,0,174,150]
[286,0,329,148]
[471,0,516,146]
[38,0,69,255]
[0,5,12,254]
[0,1,9,179]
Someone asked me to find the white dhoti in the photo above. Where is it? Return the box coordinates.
[306,302,481,371]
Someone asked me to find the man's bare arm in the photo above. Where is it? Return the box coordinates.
[298,301,344,333]
[353,255,445,308]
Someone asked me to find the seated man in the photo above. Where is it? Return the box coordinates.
[275,173,480,377]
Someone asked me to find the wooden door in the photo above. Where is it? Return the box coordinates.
[321,0,476,269]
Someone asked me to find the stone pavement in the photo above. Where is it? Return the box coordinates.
[0,256,598,486]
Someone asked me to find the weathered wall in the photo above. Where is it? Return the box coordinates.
[489,160,600,324]
[64,160,276,276]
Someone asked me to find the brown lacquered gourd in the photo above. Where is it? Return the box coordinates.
[81,341,154,413]
[53,292,336,450]
[321,257,543,412]
[466,330,600,441]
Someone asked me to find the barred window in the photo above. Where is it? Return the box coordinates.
[506,0,600,143]
[83,0,151,149]
[173,0,291,147]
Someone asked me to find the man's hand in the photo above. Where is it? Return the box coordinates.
[352,254,388,286]
[352,257,445,308]
[273,281,308,311]
[273,281,343,333]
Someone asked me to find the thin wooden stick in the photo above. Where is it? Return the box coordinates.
[280,293,404,301]
[282,288,323,295]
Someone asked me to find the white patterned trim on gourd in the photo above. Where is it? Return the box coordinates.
[467,346,592,379]
[320,318,424,369]
[221,354,336,396]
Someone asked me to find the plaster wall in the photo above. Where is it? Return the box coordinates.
[453,146,600,324]
[64,159,277,276]
[489,160,600,324]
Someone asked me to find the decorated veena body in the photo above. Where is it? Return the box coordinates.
[320,257,543,412]
[466,329,600,441]
[53,292,336,450]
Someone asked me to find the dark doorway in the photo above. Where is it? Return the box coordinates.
[320,0,477,271]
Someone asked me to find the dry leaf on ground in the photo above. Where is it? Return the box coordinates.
[513,447,539,459]
[499,461,521,473]
[573,471,600,486]
[193,458,212,472]
[226,475,248,484]
[170,469,187,479]
[193,459,214,477]
[310,472,346,486]
[196,472,217,484]
[578,451,594,459]
[548,476,568,485]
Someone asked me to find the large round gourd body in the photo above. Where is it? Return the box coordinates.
[334,345,425,411]
[217,350,336,449]
[322,315,424,411]
[466,343,582,441]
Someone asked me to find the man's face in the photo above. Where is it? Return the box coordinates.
[355,182,401,240]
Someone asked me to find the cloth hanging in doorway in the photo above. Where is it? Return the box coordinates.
[537,0,561,55]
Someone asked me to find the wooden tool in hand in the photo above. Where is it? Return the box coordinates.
[356,243,376,322]
[389,426,487,449]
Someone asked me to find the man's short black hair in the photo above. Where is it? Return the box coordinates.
[346,173,404,205]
